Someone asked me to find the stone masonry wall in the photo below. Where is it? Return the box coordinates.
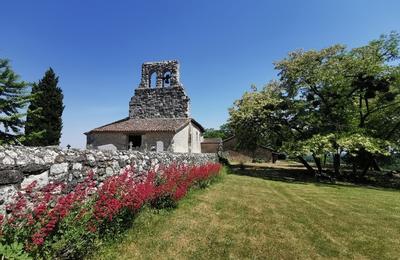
[129,87,190,119]
[0,146,217,212]
[86,132,128,150]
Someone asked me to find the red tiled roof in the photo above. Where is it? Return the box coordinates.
[85,117,204,134]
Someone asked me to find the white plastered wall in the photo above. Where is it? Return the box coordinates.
[190,123,202,153]
[172,124,189,153]
[172,122,203,153]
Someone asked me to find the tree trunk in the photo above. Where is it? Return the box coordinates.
[371,157,381,171]
[297,156,315,175]
[333,153,341,178]
[352,162,357,175]
[272,154,277,164]
[312,155,322,174]
[359,94,365,128]
[362,160,371,176]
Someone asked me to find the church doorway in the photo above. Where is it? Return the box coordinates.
[128,135,142,149]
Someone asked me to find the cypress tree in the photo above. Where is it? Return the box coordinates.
[0,58,32,144]
[25,68,64,146]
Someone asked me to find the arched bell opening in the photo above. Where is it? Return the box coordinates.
[149,72,157,88]
[162,71,172,87]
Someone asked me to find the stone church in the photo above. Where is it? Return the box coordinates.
[85,60,204,153]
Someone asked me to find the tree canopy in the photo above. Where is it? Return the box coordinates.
[229,32,400,177]
[203,123,234,140]
[25,68,64,146]
[0,59,32,144]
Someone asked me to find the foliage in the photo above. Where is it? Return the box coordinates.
[0,59,33,144]
[0,163,221,259]
[25,68,64,146]
[0,242,32,260]
[337,134,391,156]
[229,81,285,151]
[379,153,400,171]
[203,123,233,140]
[229,32,400,176]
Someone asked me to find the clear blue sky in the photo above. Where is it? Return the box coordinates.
[2,0,399,148]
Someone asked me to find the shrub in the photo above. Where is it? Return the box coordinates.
[0,162,221,259]
[0,242,32,260]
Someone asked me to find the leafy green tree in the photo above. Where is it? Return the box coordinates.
[277,33,399,176]
[229,32,400,177]
[203,128,226,139]
[203,123,234,140]
[229,81,294,162]
[0,59,32,144]
[219,123,234,139]
[346,35,400,173]
[25,68,64,146]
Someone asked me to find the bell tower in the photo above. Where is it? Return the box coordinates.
[129,60,190,119]
[138,60,182,89]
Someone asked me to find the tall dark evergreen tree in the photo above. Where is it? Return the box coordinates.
[0,58,32,144]
[25,68,64,146]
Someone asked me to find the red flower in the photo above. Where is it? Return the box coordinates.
[1,161,221,252]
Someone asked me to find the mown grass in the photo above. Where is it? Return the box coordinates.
[91,165,400,259]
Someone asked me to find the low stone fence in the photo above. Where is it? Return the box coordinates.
[0,146,217,212]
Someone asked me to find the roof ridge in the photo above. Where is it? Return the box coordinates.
[84,117,129,134]
[128,117,189,120]
[84,117,203,134]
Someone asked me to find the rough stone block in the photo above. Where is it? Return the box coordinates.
[55,155,66,163]
[72,163,82,171]
[21,170,49,189]
[5,150,18,159]
[50,163,69,175]
[0,170,23,185]
[86,154,96,166]
[0,185,17,206]
[2,157,15,165]
[21,164,50,175]
[105,167,113,176]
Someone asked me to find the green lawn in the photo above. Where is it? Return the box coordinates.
[92,166,400,259]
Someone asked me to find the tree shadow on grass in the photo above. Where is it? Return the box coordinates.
[227,164,400,192]
[231,165,311,183]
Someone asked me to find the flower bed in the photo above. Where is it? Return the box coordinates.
[0,162,222,259]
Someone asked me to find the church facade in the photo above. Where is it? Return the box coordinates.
[85,60,204,153]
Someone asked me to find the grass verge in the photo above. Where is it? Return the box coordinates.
[91,166,400,259]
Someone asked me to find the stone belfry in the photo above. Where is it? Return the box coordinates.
[129,60,190,119]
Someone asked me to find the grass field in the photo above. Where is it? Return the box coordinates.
[92,164,400,259]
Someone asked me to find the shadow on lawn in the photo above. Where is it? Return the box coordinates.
[228,164,400,191]
[228,164,325,186]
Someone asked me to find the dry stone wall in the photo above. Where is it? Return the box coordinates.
[0,146,217,212]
